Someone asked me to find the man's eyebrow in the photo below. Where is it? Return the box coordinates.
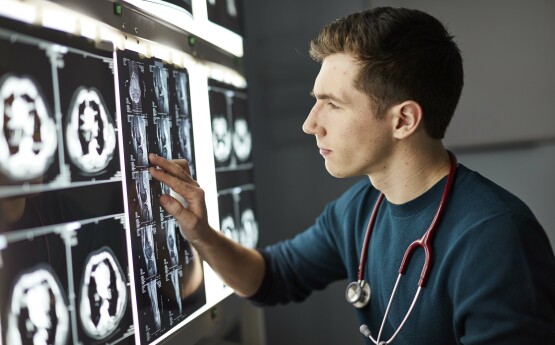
[309,89,346,103]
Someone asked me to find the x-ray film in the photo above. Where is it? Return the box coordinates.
[65,88,117,177]
[208,79,252,172]
[0,230,69,345]
[230,96,252,164]
[151,61,170,117]
[71,218,133,344]
[206,0,243,35]
[0,18,121,197]
[217,186,258,248]
[117,50,205,344]
[6,265,69,345]
[171,69,195,178]
[237,188,258,248]
[0,27,128,345]
[0,30,59,187]
[209,89,232,168]
[208,79,258,248]
[57,45,120,182]
[132,170,154,226]
[121,55,148,117]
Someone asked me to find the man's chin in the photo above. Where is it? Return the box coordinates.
[324,163,352,179]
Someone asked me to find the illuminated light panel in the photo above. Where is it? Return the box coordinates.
[6,266,70,345]
[0,1,37,24]
[197,20,243,57]
[125,0,195,32]
[42,7,79,35]
[78,247,128,340]
[125,0,243,57]
[79,17,100,41]
[207,62,247,89]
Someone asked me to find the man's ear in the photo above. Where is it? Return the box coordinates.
[391,100,423,139]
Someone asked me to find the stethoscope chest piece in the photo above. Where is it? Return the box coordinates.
[345,280,371,308]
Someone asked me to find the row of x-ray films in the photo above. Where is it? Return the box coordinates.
[117,49,206,345]
[0,10,259,345]
[0,18,135,345]
[208,80,259,250]
[141,0,243,35]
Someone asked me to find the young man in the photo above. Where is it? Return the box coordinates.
[149,7,555,345]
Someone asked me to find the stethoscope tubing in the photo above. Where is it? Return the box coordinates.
[354,151,458,344]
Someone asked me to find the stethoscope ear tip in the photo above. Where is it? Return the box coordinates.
[359,324,371,337]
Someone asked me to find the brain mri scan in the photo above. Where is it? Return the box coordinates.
[78,247,128,340]
[65,87,116,175]
[239,208,258,248]
[232,118,251,162]
[212,116,232,163]
[128,61,143,115]
[142,226,161,330]
[220,215,239,243]
[0,75,57,181]
[153,62,169,115]
[131,116,148,168]
[174,71,190,117]
[5,266,69,345]
[135,171,153,223]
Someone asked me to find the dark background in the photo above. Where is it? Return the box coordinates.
[243,1,367,344]
[241,0,555,344]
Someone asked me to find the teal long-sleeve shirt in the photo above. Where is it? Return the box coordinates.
[250,164,555,344]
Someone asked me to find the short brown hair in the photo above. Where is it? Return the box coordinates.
[309,7,463,139]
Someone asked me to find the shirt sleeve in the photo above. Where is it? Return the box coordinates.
[451,213,555,344]
[248,201,349,306]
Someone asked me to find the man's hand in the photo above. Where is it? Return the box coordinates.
[148,152,265,297]
[148,153,211,244]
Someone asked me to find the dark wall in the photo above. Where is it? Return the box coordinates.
[242,1,368,344]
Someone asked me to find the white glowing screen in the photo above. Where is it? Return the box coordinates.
[66,88,116,174]
[0,75,57,180]
[6,266,69,345]
[78,247,127,340]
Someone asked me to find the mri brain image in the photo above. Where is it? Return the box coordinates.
[239,208,258,249]
[212,116,232,163]
[5,266,69,345]
[220,215,239,243]
[153,62,169,115]
[155,117,172,160]
[135,171,153,223]
[174,71,189,117]
[0,75,57,181]
[177,118,194,176]
[128,62,143,115]
[142,225,161,330]
[65,88,116,175]
[78,247,127,340]
[232,118,252,162]
[142,225,157,279]
[131,116,148,168]
[164,219,182,314]
[165,219,179,267]
[155,117,172,195]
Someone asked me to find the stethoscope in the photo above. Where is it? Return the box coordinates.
[345,152,457,345]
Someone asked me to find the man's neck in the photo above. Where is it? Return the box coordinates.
[369,144,451,205]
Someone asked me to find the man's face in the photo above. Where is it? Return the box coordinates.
[303,53,393,178]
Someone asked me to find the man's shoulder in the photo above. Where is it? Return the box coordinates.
[450,164,540,231]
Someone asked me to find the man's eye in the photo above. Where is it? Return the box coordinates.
[328,102,340,110]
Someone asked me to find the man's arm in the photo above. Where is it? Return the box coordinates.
[148,153,265,297]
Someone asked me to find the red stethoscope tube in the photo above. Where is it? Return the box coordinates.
[348,151,458,344]
[358,151,457,286]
